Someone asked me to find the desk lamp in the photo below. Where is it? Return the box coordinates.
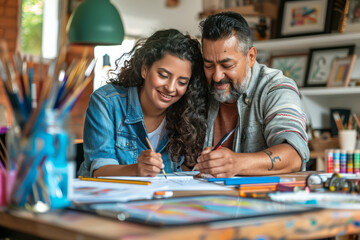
[66,0,125,45]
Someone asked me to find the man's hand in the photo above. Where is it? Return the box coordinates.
[197,147,238,178]
[137,150,164,177]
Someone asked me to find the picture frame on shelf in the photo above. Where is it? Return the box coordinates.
[304,45,355,87]
[269,53,308,88]
[327,55,357,88]
[345,0,360,32]
[276,0,332,38]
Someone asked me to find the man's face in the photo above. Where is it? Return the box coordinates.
[202,36,256,103]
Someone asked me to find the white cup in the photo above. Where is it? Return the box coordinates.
[338,129,357,151]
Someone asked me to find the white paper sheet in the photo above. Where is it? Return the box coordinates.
[72,173,232,203]
[269,192,360,209]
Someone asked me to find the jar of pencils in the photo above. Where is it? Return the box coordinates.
[0,40,95,210]
[9,109,75,211]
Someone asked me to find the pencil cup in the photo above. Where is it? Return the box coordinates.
[338,129,357,151]
[9,110,75,211]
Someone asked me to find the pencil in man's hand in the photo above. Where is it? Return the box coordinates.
[146,137,167,179]
[213,128,236,150]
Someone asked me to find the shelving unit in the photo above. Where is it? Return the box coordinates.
[253,31,360,130]
[254,32,360,53]
[300,87,360,129]
[300,86,360,96]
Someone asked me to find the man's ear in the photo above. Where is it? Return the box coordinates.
[141,64,147,79]
[247,47,257,68]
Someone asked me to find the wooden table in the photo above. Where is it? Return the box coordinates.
[1,206,360,239]
[1,172,359,239]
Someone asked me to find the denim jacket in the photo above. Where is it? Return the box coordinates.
[204,62,310,171]
[78,84,183,177]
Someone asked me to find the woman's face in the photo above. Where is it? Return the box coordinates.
[140,53,191,114]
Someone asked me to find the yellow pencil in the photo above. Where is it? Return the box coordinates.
[146,137,167,179]
[78,176,151,185]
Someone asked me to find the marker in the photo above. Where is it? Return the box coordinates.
[153,191,173,198]
[213,128,236,150]
[354,150,360,174]
[333,149,340,173]
[327,149,333,173]
[223,176,280,185]
[340,149,347,173]
[347,150,354,174]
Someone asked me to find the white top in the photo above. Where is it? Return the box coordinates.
[148,117,166,151]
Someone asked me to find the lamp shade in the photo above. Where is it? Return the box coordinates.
[66,0,125,45]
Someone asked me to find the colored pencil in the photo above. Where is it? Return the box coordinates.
[213,128,236,150]
[237,181,305,192]
[78,176,151,185]
[146,137,167,179]
[353,113,360,130]
[333,112,344,131]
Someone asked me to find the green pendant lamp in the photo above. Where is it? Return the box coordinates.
[66,0,125,45]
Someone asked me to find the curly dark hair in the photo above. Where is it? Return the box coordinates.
[109,29,208,168]
[200,11,253,54]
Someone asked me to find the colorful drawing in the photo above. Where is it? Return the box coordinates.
[291,7,318,26]
[278,0,330,37]
[85,196,315,226]
[270,54,307,87]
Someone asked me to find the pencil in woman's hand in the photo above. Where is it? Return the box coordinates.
[146,137,167,179]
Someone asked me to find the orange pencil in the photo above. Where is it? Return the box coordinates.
[237,181,305,192]
[79,176,151,185]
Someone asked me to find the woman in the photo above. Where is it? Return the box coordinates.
[78,29,208,177]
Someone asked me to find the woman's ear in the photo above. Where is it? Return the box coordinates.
[141,64,147,79]
[247,47,257,68]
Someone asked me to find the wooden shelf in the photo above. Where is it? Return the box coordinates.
[199,2,278,20]
[254,32,360,52]
[300,86,360,97]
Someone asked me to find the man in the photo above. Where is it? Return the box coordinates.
[197,12,309,177]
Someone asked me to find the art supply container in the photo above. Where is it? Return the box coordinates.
[338,129,357,151]
[9,110,75,211]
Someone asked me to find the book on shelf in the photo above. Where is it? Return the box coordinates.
[331,0,350,33]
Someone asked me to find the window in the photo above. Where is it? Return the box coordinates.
[21,0,43,56]
[20,0,59,59]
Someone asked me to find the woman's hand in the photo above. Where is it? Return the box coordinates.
[137,149,164,177]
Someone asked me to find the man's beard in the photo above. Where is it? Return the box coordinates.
[210,64,252,103]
